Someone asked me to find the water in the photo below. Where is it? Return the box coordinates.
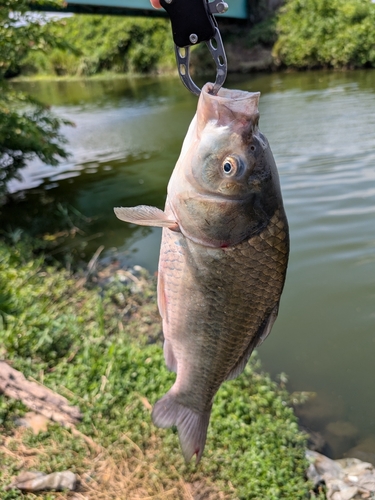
[4,71,375,457]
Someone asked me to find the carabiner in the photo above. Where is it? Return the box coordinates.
[160,0,228,96]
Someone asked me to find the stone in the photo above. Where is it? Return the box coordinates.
[357,473,375,492]
[329,483,358,500]
[336,458,373,475]
[307,449,375,500]
[7,471,77,492]
[324,421,359,459]
[301,425,329,454]
[306,463,323,488]
[345,437,375,466]
[306,450,344,479]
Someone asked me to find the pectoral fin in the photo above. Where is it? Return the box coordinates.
[114,205,179,230]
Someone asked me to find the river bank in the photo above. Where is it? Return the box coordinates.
[0,240,312,499]
[3,239,375,499]
[9,0,375,82]
[11,43,275,83]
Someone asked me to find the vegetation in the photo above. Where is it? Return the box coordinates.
[8,0,375,83]
[21,15,175,77]
[0,241,313,499]
[274,0,375,68]
[0,0,71,197]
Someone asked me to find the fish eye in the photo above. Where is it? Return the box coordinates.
[222,157,237,176]
[223,161,232,173]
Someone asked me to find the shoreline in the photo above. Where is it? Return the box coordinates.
[1,239,375,498]
[10,52,374,84]
[0,241,310,498]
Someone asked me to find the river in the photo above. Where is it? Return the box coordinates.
[5,70,375,459]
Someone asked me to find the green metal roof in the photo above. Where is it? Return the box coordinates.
[65,0,247,19]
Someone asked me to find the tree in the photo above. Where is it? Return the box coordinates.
[273,0,375,69]
[0,0,71,197]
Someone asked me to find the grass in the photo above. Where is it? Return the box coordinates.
[0,241,314,499]
[11,70,178,83]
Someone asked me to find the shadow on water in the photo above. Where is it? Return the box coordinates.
[3,69,375,460]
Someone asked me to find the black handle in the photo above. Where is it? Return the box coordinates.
[160,0,216,48]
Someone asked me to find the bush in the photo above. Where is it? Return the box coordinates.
[273,0,375,68]
[21,15,175,77]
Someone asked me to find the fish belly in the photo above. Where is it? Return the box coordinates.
[153,205,289,462]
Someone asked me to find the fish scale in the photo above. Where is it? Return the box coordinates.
[114,83,289,463]
[157,208,288,416]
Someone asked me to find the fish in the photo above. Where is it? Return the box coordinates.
[114,82,289,464]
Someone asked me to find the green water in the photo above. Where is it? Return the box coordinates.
[5,71,375,458]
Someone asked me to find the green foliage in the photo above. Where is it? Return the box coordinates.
[0,0,71,196]
[247,16,278,48]
[21,14,175,77]
[0,87,71,195]
[0,242,311,498]
[273,0,375,68]
[0,0,68,78]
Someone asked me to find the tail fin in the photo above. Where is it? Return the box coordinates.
[152,391,211,464]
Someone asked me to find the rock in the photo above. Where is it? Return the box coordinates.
[336,458,373,475]
[301,425,329,454]
[0,361,82,426]
[132,265,148,278]
[345,437,375,466]
[328,481,358,500]
[306,450,344,479]
[358,473,375,492]
[306,462,324,488]
[307,450,375,500]
[7,471,77,492]
[324,421,359,458]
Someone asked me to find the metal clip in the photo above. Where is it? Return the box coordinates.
[160,0,228,96]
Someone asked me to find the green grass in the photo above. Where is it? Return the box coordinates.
[0,242,313,499]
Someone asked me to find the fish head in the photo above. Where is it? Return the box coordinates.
[167,83,284,248]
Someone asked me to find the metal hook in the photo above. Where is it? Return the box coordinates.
[160,0,228,96]
[175,27,227,96]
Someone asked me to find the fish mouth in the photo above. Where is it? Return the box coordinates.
[198,84,260,134]
[203,83,259,103]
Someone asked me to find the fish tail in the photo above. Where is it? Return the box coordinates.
[152,391,210,464]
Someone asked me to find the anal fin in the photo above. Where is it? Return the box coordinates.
[225,305,279,381]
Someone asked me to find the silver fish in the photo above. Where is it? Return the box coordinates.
[114,83,289,463]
